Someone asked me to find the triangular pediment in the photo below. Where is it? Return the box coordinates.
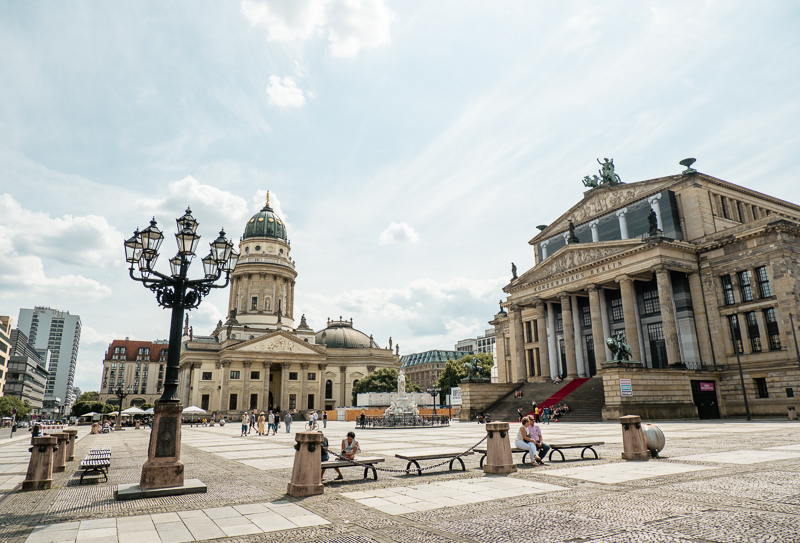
[530,176,681,245]
[231,330,325,356]
[508,241,642,291]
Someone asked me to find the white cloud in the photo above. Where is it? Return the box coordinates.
[241,0,394,58]
[379,221,419,245]
[266,75,306,108]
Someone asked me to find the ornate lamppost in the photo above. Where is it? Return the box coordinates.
[427,385,440,417]
[123,208,238,493]
[114,383,133,430]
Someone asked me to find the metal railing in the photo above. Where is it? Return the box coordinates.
[358,415,450,429]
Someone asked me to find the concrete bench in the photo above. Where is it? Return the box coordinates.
[547,442,604,462]
[79,449,112,484]
[321,456,385,480]
[395,451,474,475]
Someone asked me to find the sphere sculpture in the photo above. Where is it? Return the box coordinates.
[642,424,665,457]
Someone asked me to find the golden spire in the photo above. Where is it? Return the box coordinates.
[266,190,270,206]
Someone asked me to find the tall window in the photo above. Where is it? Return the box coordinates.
[610,298,624,322]
[641,289,660,315]
[582,305,591,328]
[250,394,258,410]
[721,275,735,305]
[251,297,258,310]
[745,312,762,352]
[763,308,781,350]
[556,312,563,333]
[325,380,333,399]
[289,394,296,410]
[739,270,754,302]
[756,266,772,298]
[201,394,210,411]
[728,315,743,354]
[307,394,314,410]
[229,393,238,411]
[754,378,768,398]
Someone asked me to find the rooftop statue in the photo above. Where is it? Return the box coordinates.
[582,175,601,188]
[567,220,580,244]
[648,209,660,236]
[511,262,517,280]
[597,158,622,186]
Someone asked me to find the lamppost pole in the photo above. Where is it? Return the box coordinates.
[123,208,238,493]
[114,384,129,430]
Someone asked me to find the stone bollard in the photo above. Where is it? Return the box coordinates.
[23,436,58,490]
[64,428,79,461]
[789,406,796,421]
[620,415,651,461]
[483,422,517,474]
[51,432,70,472]
[287,431,324,497]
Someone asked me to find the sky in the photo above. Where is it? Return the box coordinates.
[1,1,799,396]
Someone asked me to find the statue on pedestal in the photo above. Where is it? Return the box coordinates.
[397,371,406,396]
[606,332,633,361]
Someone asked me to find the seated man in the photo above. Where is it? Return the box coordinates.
[527,417,551,463]
[320,432,343,481]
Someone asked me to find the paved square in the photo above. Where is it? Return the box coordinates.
[674,449,800,464]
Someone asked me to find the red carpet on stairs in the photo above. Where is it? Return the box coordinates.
[526,378,590,416]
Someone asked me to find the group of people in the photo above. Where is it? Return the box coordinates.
[475,413,492,423]
[519,400,570,424]
[515,415,550,466]
[240,409,293,436]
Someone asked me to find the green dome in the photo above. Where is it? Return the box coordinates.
[315,320,377,349]
[243,204,287,241]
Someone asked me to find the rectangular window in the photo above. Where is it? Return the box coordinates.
[610,298,624,322]
[756,266,772,298]
[250,393,258,410]
[581,305,591,328]
[201,394,210,411]
[289,372,298,380]
[745,312,762,352]
[230,370,240,379]
[229,393,238,411]
[202,372,212,380]
[728,315,743,354]
[307,372,316,381]
[764,308,781,350]
[307,394,314,410]
[556,312,563,333]
[754,377,768,398]
[721,275,735,305]
[525,321,532,343]
[251,297,258,310]
[642,289,660,315]
[270,373,273,381]
[739,270,754,302]
[289,394,296,410]
[250,371,260,380]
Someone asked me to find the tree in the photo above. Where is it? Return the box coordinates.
[77,391,98,403]
[436,353,494,398]
[141,403,154,411]
[351,367,421,405]
[70,401,114,417]
[0,396,32,419]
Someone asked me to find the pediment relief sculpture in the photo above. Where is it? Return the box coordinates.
[517,245,632,286]
[238,335,318,355]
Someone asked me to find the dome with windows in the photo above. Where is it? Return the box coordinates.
[243,195,287,241]
[315,318,378,349]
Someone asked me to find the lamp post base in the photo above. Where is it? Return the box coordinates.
[139,400,186,490]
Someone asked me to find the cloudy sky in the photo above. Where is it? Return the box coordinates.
[1,1,799,395]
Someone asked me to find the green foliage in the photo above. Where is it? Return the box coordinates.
[0,396,32,418]
[70,401,114,417]
[436,353,494,398]
[141,403,154,411]
[351,367,421,405]
[76,391,97,403]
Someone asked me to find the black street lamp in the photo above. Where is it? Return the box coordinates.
[427,385,440,417]
[124,207,238,492]
[114,382,133,430]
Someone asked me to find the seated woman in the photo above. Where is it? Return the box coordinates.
[342,431,359,460]
[514,417,543,466]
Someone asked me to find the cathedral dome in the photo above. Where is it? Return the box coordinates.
[315,318,377,349]
[243,194,287,241]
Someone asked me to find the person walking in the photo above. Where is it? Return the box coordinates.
[517,407,523,422]
[284,411,292,433]
[250,408,257,435]
[257,412,266,435]
[322,411,327,428]
[268,411,275,435]
[241,412,249,437]
[543,406,550,425]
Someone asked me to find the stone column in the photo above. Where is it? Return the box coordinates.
[587,286,607,365]
[655,267,682,366]
[648,194,663,231]
[509,308,526,382]
[589,219,600,242]
[261,362,271,410]
[281,362,291,410]
[571,295,586,377]
[242,361,252,410]
[219,361,231,414]
[534,301,549,378]
[559,294,578,378]
[339,366,347,407]
[540,240,549,260]
[617,276,642,361]
[616,208,629,239]
[546,302,558,379]
[686,273,713,366]
[190,362,202,407]
[300,362,309,411]
[318,364,327,409]
[598,287,613,360]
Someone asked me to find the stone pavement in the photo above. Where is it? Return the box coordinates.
[1,419,799,543]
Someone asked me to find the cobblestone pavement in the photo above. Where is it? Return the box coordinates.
[1,419,799,543]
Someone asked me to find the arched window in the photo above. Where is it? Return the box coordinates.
[353,379,359,389]
[325,380,333,399]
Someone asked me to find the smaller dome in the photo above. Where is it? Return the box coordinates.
[243,201,287,241]
[315,318,377,349]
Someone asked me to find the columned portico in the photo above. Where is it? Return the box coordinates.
[559,293,578,378]
[616,275,642,362]
[655,267,682,366]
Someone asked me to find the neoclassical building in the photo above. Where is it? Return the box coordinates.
[492,161,800,418]
[176,196,399,417]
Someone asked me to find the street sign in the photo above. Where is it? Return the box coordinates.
[620,379,633,397]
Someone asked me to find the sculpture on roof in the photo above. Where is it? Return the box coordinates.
[582,174,601,188]
[511,262,517,280]
[389,337,392,351]
[396,344,399,355]
[648,209,659,236]
[567,221,579,244]
[597,158,622,186]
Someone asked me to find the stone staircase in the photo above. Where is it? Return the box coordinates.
[483,377,605,423]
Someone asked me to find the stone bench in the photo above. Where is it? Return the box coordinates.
[321,456,385,480]
[79,449,112,484]
[395,451,474,475]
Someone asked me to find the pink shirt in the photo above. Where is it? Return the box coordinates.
[527,424,542,443]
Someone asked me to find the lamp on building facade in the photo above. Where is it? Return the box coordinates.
[124,207,239,493]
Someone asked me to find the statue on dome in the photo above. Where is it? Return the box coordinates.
[396,344,399,355]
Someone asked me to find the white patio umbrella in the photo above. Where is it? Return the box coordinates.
[182,406,206,414]
[121,407,146,415]
[80,412,98,417]
[142,407,155,415]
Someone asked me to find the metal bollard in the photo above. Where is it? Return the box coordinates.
[64,428,78,461]
[483,422,517,474]
[287,431,324,497]
[51,433,69,472]
[620,415,651,461]
[23,436,58,490]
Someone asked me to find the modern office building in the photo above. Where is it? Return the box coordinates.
[400,350,470,391]
[4,329,50,411]
[492,160,800,418]
[0,316,12,397]
[17,307,81,417]
[456,329,496,354]
[98,339,169,407]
